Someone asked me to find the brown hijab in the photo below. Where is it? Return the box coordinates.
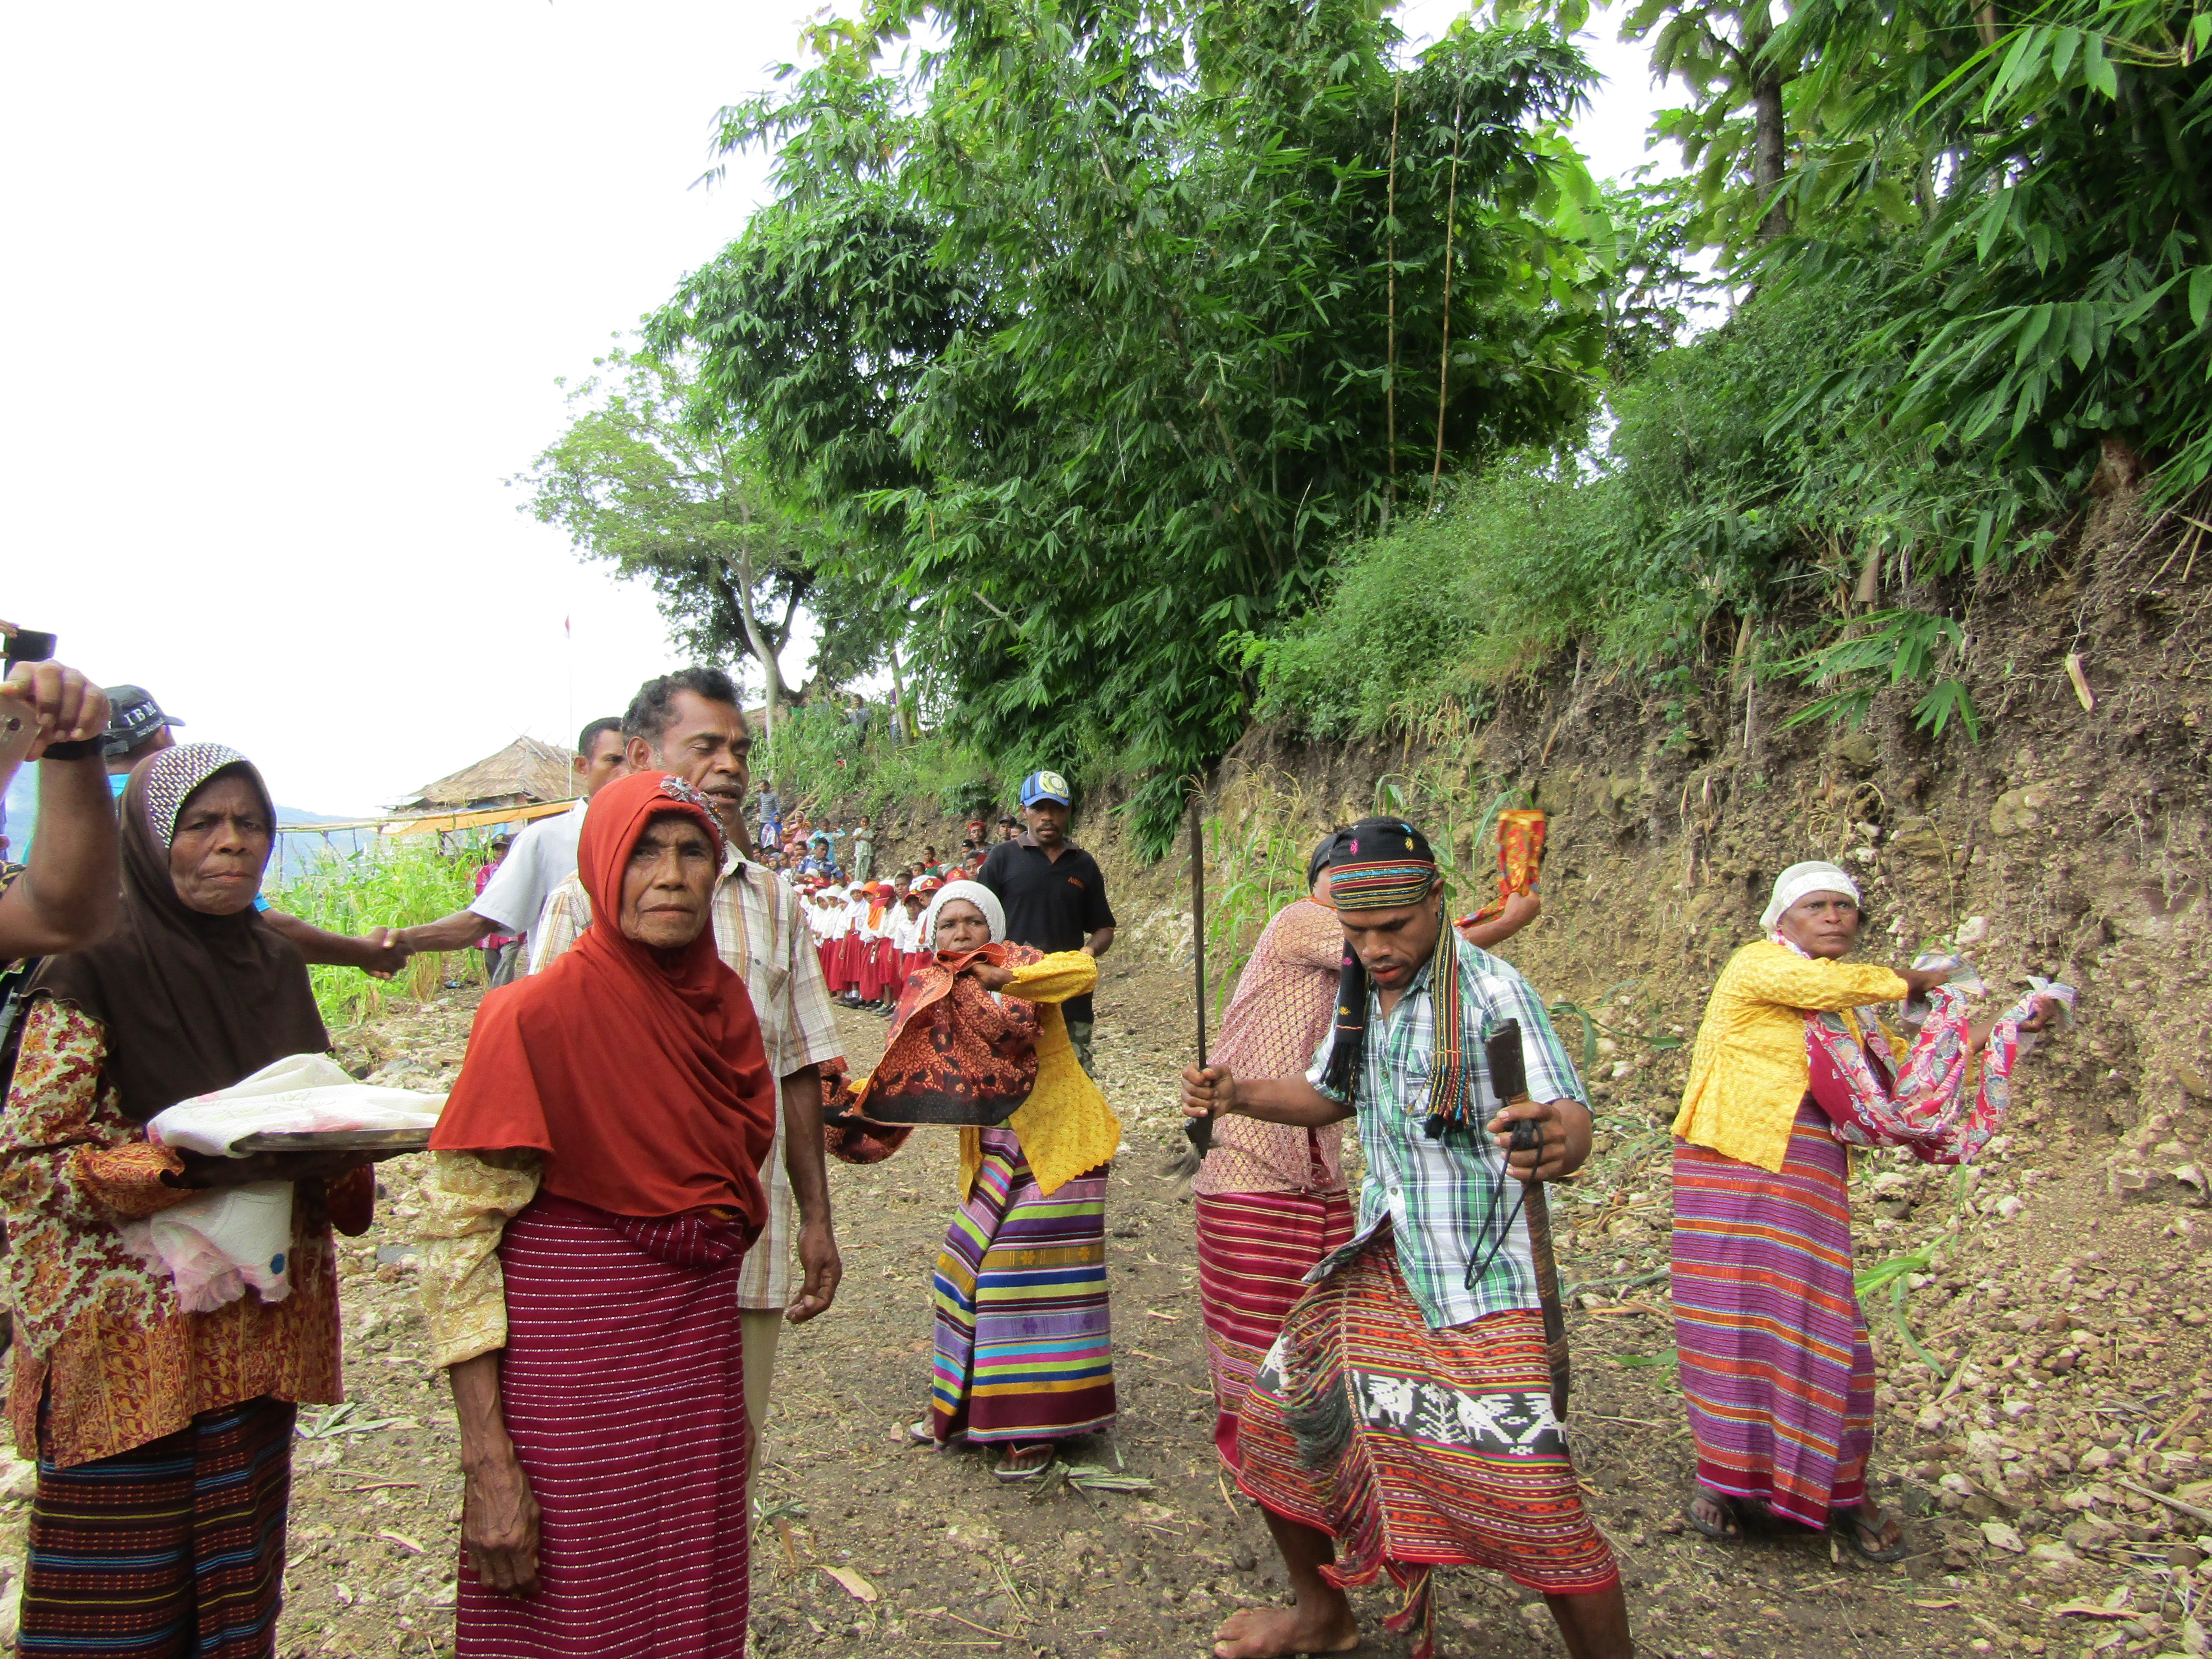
[30,742,328,1121]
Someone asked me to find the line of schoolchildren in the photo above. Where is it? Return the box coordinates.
[802,874,934,1015]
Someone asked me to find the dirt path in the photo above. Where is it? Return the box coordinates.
[229,958,2209,1658]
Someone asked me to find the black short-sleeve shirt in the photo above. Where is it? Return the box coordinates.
[978,836,1115,1023]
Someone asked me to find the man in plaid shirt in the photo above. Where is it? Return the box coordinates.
[529,668,844,1523]
[1182,817,1629,1659]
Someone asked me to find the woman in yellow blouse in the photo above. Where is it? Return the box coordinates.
[1670,861,1951,1560]
[830,880,1119,1480]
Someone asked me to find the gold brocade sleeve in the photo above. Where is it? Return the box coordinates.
[1729,945,1910,1013]
[417,1149,542,1369]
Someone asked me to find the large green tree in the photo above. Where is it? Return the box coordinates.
[653,0,1656,851]
[515,349,823,736]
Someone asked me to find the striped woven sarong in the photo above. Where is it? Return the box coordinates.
[929,1126,1114,1445]
[1671,1100,1873,1529]
[458,1195,750,1658]
[1194,1190,1353,1469]
[21,1394,295,1657]
[1236,1236,1616,1659]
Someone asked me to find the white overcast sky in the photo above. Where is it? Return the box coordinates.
[2,2,1676,816]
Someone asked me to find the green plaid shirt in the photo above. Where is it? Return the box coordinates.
[1305,937,1586,1330]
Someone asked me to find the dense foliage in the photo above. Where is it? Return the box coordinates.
[652,0,1668,851]
[529,0,2212,844]
[1267,0,2212,743]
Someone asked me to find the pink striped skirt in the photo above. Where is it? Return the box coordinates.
[457,1195,751,1658]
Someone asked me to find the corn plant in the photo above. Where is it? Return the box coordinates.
[1200,807,1318,1027]
[272,838,488,1027]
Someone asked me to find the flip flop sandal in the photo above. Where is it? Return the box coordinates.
[906,1419,939,1448]
[993,1445,1054,1482]
[1684,1490,1743,1541]
[1829,1504,1909,1563]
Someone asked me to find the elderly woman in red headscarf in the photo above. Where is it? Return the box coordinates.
[418,771,780,1659]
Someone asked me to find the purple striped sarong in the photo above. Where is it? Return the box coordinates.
[927,1126,1114,1445]
[1671,1101,1873,1528]
[457,1195,750,1658]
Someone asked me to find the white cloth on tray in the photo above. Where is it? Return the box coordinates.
[147,1052,445,1156]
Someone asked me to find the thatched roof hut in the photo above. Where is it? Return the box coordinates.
[393,735,576,813]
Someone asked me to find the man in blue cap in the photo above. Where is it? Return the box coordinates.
[978,769,1116,1072]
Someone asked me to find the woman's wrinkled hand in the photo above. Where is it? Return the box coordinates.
[966,961,1015,993]
[462,1444,541,1595]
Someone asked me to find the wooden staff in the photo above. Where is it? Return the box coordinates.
[1183,790,1212,1162]
[1484,1019,1569,1419]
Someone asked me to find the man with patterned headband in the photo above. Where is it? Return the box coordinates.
[1182,817,1631,1659]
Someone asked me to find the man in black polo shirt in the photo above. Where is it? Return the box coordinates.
[978,769,1117,1073]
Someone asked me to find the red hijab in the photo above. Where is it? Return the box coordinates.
[432,771,778,1226]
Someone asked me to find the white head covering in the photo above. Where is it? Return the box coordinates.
[1761,861,1862,931]
[921,879,1005,946]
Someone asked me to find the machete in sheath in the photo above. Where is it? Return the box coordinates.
[1485,1018,1571,1420]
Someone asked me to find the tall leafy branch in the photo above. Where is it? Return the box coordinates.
[653,0,1659,852]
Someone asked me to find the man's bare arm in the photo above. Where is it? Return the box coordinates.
[1180,1063,1354,1127]
[1082,924,1117,961]
[781,1063,841,1324]
[262,911,409,976]
[397,910,502,953]
[0,750,117,957]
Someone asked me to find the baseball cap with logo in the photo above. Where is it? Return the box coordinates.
[101,685,185,758]
[1019,769,1072,808]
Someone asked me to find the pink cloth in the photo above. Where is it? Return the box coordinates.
[1193,897,1347,1197]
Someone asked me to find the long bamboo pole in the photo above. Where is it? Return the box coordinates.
[1384,68,1402,532]
[1429,88,1465,510]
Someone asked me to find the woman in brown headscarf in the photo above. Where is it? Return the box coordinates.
[1,741,377,1657]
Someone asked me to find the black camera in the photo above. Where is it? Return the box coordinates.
[2,629,57,670]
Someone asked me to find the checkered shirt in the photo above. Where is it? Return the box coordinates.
[1305,936,1586,1330]
[529,848,844,1311]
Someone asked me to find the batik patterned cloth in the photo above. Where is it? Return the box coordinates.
[1671,1100,1874,1529]
[1194,1190,1353,1468]
[1462,809,1546,927]
[1234,1234,1617,1659]
[857,945,1042,1126]
[19,1394,295,1658]
[1803,952,2075,1166]
[0,1000,355,1469]
[927,1127,1114,1446]
[456,1195,750,1659]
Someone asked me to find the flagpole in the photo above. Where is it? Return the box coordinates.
[564,615,574,785]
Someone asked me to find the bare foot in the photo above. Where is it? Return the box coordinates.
[1212,1604,1360,1658]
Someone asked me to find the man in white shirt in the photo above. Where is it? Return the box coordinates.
[397,717,626,963]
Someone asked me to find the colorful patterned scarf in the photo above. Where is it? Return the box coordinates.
[1460,808,1545,927]
[1784,935,2077,1165]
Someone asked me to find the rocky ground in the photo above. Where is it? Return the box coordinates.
[0,945,2185,1659]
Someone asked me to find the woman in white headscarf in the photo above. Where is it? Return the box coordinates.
[1670,862,2066,1560]
[828,880,1120,1480]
